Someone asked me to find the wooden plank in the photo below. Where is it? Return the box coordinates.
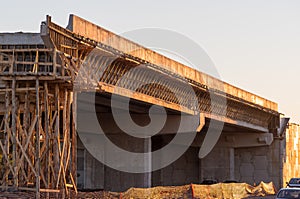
[15,136,37,177]
[18,187,61,193]
[0,49,53,53]
[3,86,10,187]
[65,89,71,173]
[61,54,65,76]
[56,90,69,194]
[22,84,30,185]
[11,77,18,188]
[16,116,37,182]
[15,117,29,183]
[35,78,40,199]
[56,128,68,194]
[0,138,15,176]
[9,49,14,74]
[54,84,60,187]
[0,87,36,92]
[0,76,71,81]
[14,61,53,66]
[70,172,78,194]
[71,92,77,186]
[53,49,57,75]
[44,82,50,190]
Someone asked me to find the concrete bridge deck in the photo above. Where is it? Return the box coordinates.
[40,15,279,131]
[67,14,277,112]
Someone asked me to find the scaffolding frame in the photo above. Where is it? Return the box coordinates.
[0,43,78,198]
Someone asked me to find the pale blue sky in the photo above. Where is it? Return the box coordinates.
[1,0,299,122]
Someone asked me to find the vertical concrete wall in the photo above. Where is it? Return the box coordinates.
[200,146,234,182]
[78,134,201,191]
[77,131,285,191]
[199,132,283,189]
[78,133,152,192]
[77,105,290,191]
[234,140,283,188]
[104,166,151,192]
[152,146,200,186]
[283,123,300,186]
[77,138,104,190]
[102,134,151,192]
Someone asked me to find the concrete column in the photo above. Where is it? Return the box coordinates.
[144,138,152,188]
[229,148,235,180]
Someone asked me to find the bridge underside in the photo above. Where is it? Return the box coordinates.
[76,92,281,191]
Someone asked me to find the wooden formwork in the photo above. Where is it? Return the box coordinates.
[0,45,78,198]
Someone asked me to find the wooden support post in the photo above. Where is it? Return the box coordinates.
[66,90,71,183]
[70,172,78,194]
[35,78,40,199]
[24,83,30,186]
[44,82,50,198]
[71,92,77,186]
[61,56,65,77]
[49,109,56,189]
[33,51,39,73]
[56,89,68,193]
[3,86,10,189]
[54,84,60,188]
[53,49,57,75]
[63,89,68,169]
[9,49,14,74]
[0,105,15,187]
[29,106,36,184]
[11,77,18,189]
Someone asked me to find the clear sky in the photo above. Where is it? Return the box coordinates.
[1,0,299,122]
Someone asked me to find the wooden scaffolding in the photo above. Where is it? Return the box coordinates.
[0,37,78,197]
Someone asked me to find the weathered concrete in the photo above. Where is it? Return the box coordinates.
[200,145,234,182]
[283,123,300,186]
[77,133,154,192]
[196,129,284,188]
[76,102,282,191]
[76,118,296,191]
[77,138,104,190]
[76,122,295,192]
[76,103,200,191]
[152,139,200,187]
[234,140,283,188]
[67,14,278,111]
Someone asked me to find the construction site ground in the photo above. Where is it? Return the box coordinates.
[0,182,277,199]
[0,190,276,199]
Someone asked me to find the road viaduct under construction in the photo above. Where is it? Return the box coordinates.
[0,15,292,197]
